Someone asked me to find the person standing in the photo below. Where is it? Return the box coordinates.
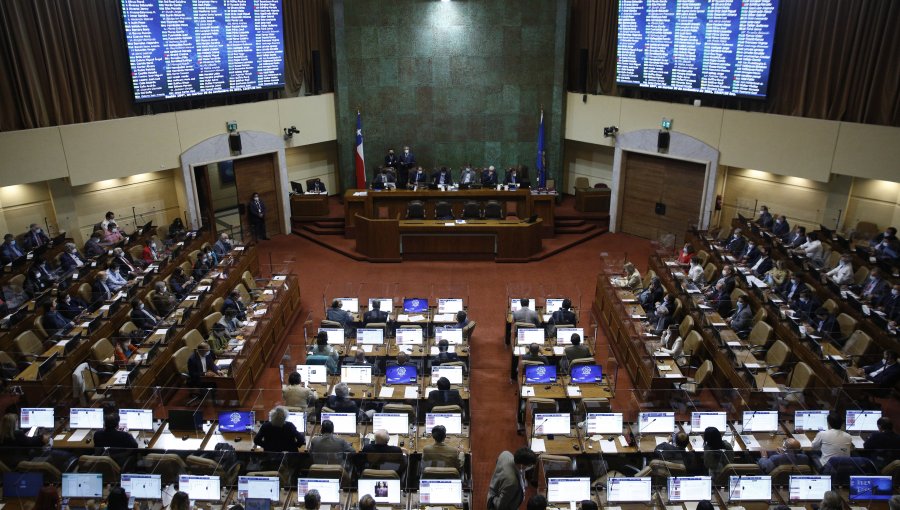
[248,192,268,241]
[487,447,537,510]
[399,146,416,187]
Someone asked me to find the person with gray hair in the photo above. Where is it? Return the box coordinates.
[361,429,403,455]
[303,489,321,509]
[253,405,305,452]
[889,495,900,510]
[818,491,842,510]
[60,242,86,271]
[151,280,177,315]
[358,494,376,510]
[326,382,359,415]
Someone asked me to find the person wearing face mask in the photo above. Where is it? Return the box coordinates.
[40,300,73,336]
[795,232,824,264]
[112,247,142,277]
[151,281,177,315]
[677,243,694,264]
[739,240,760,266]
[705,265,735,296]
[750,246,773,276]
[398,146,416,187]
[481,165,499,187]
[130,297,159,331]
[855,350,900,388]
[24,223,50,251]
[60,242,86,271]
[793,290,820,322]
[247,192,268,241]
[785,225,807,248]
[56,293,87,321]
[169,267,195,299]
[708,280,732,317]
[869,227,897,249]
[105,262,129,291]
[726,295,753,336]
[23,265,51,297]
[192,252,212,280]
[808,307,840,338]
[408,165,427,188]
[779,272,805,301]
[688,256,705,284]
[459,163,476,186]
[764,259,788,286]
[102,222,124,245]
[84,230,106,258]
[877,284,900,323]
[202,246,218,267]
[30,254,58,281]
[384,148,399,170]
[0,233,25,264]
[724,228,747,256]
[772,214,790,237]
[755,205,773,229]
[824,254,854,286]
[100,211,116,232]
[142,239,161,264]
[213,233,232,257]
[92,271,113,303]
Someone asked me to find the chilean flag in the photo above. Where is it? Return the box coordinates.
[355,110,366,189]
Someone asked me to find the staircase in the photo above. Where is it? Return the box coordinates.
[294,217,345,236]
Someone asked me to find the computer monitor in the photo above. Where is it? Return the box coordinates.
[320,412,356,434]
[62,473,103,498]
[435,327,463,344]
[373,413,409,434]
[395,328,423,345]
[358,478,401,505]
[586,413,623,435]
[691,412,727,433]
[524,365,556,384]
[638,412,675,434]
[295,364,328,384]
[37,352,59,379]
[607,478,652,503]
[287,412,306,433]
[385,365,417,385]
[403,298,428,313]
[20,407,54,428]
[425,413,463,435]
[437,298,464,314]
[238,476,280,502]
[168,409,203,431]
[121,474,161,499]
[340,365,372,384]
[555,327,584,344]
[120,409,154,430]
[794,410,829,432]
[318,328,345,345]
[297,479,341,504]
[69,408,104,429]
[218,411,254,432]
[849,476,893,501]
[534,413,570,436]
[569,364,602,383]
[510,298,536,312]
[356,328,384,345]
[667,476,711,502]
[420,479,463,505]
[335,297,358,313]
[846,410,881,432]
[789,476,831,501]
[517,328,544,345]
[290,181,304,194]
[432,365,464,384]
[178,475,221,501]
[728,476,772,502]
[742,410,779,433]
[2,472,43,498]
[367,298,393,312]
[547,477,591,504]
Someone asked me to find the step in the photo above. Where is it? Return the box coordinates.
[303,224,345,236]
[555,218,587,228]
[554,224,598,235]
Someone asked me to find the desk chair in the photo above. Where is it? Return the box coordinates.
[696,250,710,267]
[635,460,686,487]
[435,201,454,220]
[764,340,792,375]
[540,454,577,481]
[201,312,222,337]
[210,297,224,313]
[77,362,108,405]
[642,270,657,290]
[406,201,426,220]
[186,454,241,486]
[248,469,294,490]
[702,263,718,284]
[768,464,812,486]
[821,456,877,485]
[780,362,816,405]
[143,453,186,486]
[841,330,872,362]
[484,201,503,219]
[14,331,45,361]
[307,464,349,485]
[462,201,481,219]
[715,464,761,487]
[183,329,205,350]
[77,282,93,304]
[852,266,870,286]
[836,313,857,340]
[580,398,611,421]
[32,314,49,340]
[78,455,121,485]
[751,307,767,325]
[361,468,399,479]
[16,461,61,483]
[0,351,23,382]
[382,403,415,423]
[678,316,694,340]
[680,331,703,369]
[422,466,460,479]
[90,338,117,372]
[241,270,261,298]
[172,346,203,406]
[118,321,140,337]
[677,360,712,400]
[746,322,774,355]
[821,298,839,315]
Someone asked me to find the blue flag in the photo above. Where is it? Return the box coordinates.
[536,109,546,188]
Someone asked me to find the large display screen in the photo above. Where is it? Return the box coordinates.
[616,0,780,98]
[120,0,285,102]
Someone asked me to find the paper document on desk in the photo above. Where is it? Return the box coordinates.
[433,313,455,322]
[542,314,552,322]
[521,386,535,397]
[690,435,704,451]
[655,436,668,446]
[851,436,865,449]
[792,433,812,448]
[272,275,286,281]
[253,308,267,316]
[378,386,394,398]
[741,435,761,449]
[761,386,780,392]
[154,328,168,336]
[621,298,637,303]
[68,429,91,442]
[246,321,257,328]
[657,364,671,371]
[711,321,727,327]
[514,346,527,355]
[407,314,426,322]
[698,304,712,310]
[424,386,437,396]
[744,363,763,369]
[112,370,130,385]
[566,386,581,397]
[727,341,742,347]
[388,435,399,447]
[599,439,617,453]
[631,314,646,320]
[553,346,565,356]
[530,438,546,453]
[399,345,415,354]
[664,373,681,378]
[263,289,275,295]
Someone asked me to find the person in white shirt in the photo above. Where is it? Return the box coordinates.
[688,256,705,284]
[824,254,854,285]
[796,232,824,263]
[811,411,853,465]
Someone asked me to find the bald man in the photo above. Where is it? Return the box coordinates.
[361,429,404,455]
[758,437,811,473]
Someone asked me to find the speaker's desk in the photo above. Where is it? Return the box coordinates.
[398,219,542,261]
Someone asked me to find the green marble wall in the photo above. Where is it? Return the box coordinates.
[332,0,568,189]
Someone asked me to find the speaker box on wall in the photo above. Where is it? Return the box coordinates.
[657,131,670,153]
[312,50,322,95]
[229,133,242,153]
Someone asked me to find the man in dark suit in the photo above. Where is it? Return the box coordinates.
[112,248,141,277]
[325,382,360,415]
[521,343,549,365]
[222,290,247,321]
[93,412,139,449]
[739,240,761,266]
[432,339,460,366]
[772,215,790,237]
[40,301,72,336]
[750,246,774,276]
[56,293,87,321]
[253,406,305,452]
[384,148,400,171]
[779,273,805,301]
[878,284,900,322]
[809,307,840,338]
[481,166,498,187]
[187,342,221,392]
[862,417,900,470]
[362,429,403,455]
[91,272,113,303]
[726,295,753,335]
[858,268,890,303]
[60,243,86,272]
[408,166,427,187]
[248,192,268,241]
[398,146,416,187]
[432,167,453,186]
[563,333,591,363]
[130,298,159,331]
[83,231,105,258]
[512,298,541,328]
[169,267,194,299]
[860,350,900,388]
[793,290,820,322]
[372,168,395,188]
[549,298,577,326]
[487,447,537,510]
[725,229,747,256]
[24,224,50,251]
[758,437,810,473]
[504,168,523,186]
[709,281,732,317]
[755,206,774,230]
[309,178,327,193]
[362,300,388,325]
[0,234,26,264]
[785,226,807,248]
[426,377,463,412]
[308,419,356,464]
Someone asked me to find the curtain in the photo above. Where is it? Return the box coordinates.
[284,0,333,96]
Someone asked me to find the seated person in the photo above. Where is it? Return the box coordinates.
[102,222,124,245]
[638,277,664,309]
[432,339,459,366]
[372,167,396,187]
[308,178,327,193]
[218,308,243,337]
[811,412,853,465]
[862,417,900,470]
[657,325,684,363]
[772,215,790,237]
[40,301,73,336]
[114,336,139,363]
[112,247,142,275]
[512,298,541,328]
[648,294,677,334]
[100,211,116,232]
[758,437,810,474]
[779,272,806,301]
[873,237,900,262]
[326,299,354,333]
[548,298,577,329]
[254,406,305,452]
[325,382,359,415]
[308,419,355,464]
[431,167,453,186]
[348,350,378,375]
[705,264,736,295]
[409,166,428,186]
[93,412,138,449]
[795,232,824,263]
[23,265,52,297]
[857,268,889,303]
[764,259,789,287]
[793,290,820,322]
[785,225,807,247]
[481,166,498,186]
[677,243,695,264]
[622,262,643,291]
[755,206,774,229]
[192,251,212,280]
[92,271,113,303]
[707,281,732,317]
[130,298,159,331]
[808,307,840,338]
[725,295,753,333]
[878,283,900,323]
[458,165,477,186]
[423,424,464,471]
[203,246,218,267]
[824,254,854,286]
[389,351,416,371]
[504,167,523,186]
[151,281,177,315]
[521,343,548,365]
[168,217,186,239]
[206,322,230,355]
[187,342,222,396]
[750,246,774,276]
[105,262,129,292]
[0,233,25,264]
[362,429,404,455]
[724,228,747,256]
[213,233,233,257]
[56,293,88,321]
[362,299,388,325]
[855,349,900,388]
[309,331,339,375]
[426,377,463,412]
[651,431,695,469]
[563,333,591,363]
[24,223,50,251]
[222,290,247,321]
[142,239,162,264]
[83,230,106,258]
[455,310,469,329]
[869,227,897,249]
[283,371,318,410]
[738,240,761,266]
[59,243,87,271]
[169,267,195,299]
[2,281,28,309]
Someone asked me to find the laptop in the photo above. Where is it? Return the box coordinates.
[218,411,254,432]
[121,473,161,500]
[569,364,602,383]
[638,412,675,434]
[372,413,409,434]
[425,413,463,435]
[178,475,221,501]
[432,365,464,384]
[340,365,372,384]
[335,297,358,313]
[297,478,341,505]
[586,413,623,435]
[788,475,831,501]
[524,365,556,384]
[62,473,103,498]
[690,412,727,433]
[2,472,43,498]
[533,413,570,436]
[320,412,356,434]
[358,478,401,505]
[385,365,417,385]
[420,479,463,505]
[238,475,280,501]
[607,477,652,503]
[403,298,428,313]
[667,476,711,502]
[437,298,464,314]
[728,476,772,502]
[295,364,328,384]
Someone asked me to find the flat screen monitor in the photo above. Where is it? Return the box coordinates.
[69,408,104,429]
[545,298,566,313]
[356,328,384,345]
[318,328,345,345]
[615,0,780,99]
[691,412,727,433]
[179,475,221,501]
[667,476,711,502]
[420,479,462,505]
[742,410,779,433]
[218,411,254,432]
[524,365,556,384]
[62,473,103,498]
[340,365,372,384]
[517,328,544,345]
[21,407,54,428]
[335,298,358,313]
[367,298,393,313]
[555,327,584,344]
[534,413,570,436]
[639,412,675,434]
[425,413,463,435]
[432,365,464,385]
[569,364,602,383]
[358,478,401,505]
[728,476,772,502]
[849,476,893,501]
[287,412,306,433]
[395,328,423,345]
[121,474,161,500]
[373,413,409,435]
[385,365,417,385]
[168,409,202,431]
[547,477,591,504]
[238,476,280,502]
[320,412,356,434]
[295,364,328,384]
[403,298,428,313]
[297,479,341,505]
[586,413,623,435]
[846,410,881,432]
[3,472,43,498]
[510,298,536,312]
[437,298,464,314]
[794,410,829,432]
[290,181,304,194]
[435,327,463,344]
[120,409,154,430]
[607,477,652,503]
[789,476,831,501]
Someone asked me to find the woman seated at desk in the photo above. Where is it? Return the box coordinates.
[114,336,140,364]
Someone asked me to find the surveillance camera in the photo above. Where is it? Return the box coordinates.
[603,126,619,138]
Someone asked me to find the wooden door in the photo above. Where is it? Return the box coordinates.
[234,154,281,239]
[619,152,705,240]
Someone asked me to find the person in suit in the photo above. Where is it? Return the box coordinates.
[222,290,247,321]
[638,277,664,309]
[398,146,416,187]
[362,300,388,325]
[384,148,399,171]
[56,293,87,321]
[455,310,469,329]
[708,281,732,317]
[309,178,327,193]
[213,233,232,257]
[758,437,810,473]
[793,290,820,322]
[824,254,854,285]
[878,283,900,322]
[40,301,72,336]
[860,350,900,388]
[772,215,790,237]
[192,251,212,280]
[858,268,890,303]
[432,338,459,366]
[862,417,900,470]
[372,167,396,188]
[111,248,140,278]
[325,382,359,415]
[549,298,577,329]
[151,281,177,316]
[779,272,805,301]
[408,166,427,187]
[93,412,138,449]
[512,298,541,327]
[486,447,537,510]
[459,165,477,186]
[254,406,305,452]
[809,307,841,338]
[169,267,194,299]
[563,333,591,363]
[750,246,774,276]
[248,192,268,241]
[59,243,86,271]
[84,231,106,258]
[739,240,761,266]
[326,299,354,336]
[724,228,747,256]
[24,224,50,251]
[784,226,807,248]
[426,377,463,412]
[23,265,52,297]
[649,294,677,334]
[423,425,464,471]
[308,419,355,464]
[755,206,774,229]
[706,265,736,296]
[282,371,317,410]
[504,168,522,186]
[130,298,159,331]
[726,295,752,329]
[481,166,499,187]
[0,234,25,264]
[869,227,897,248]
[362,429,403,455]
[105,262,128,292]
[432,167,453,186]
[187,342,221,389]
[521,343,549,365]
